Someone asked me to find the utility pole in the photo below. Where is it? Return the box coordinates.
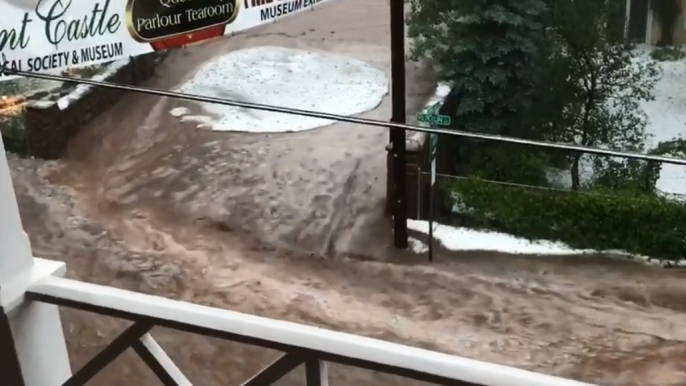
[390,0,408,249]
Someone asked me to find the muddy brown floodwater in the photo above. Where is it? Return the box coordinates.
[7,1,686,385]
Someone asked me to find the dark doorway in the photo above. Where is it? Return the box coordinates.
[628,0,650,42]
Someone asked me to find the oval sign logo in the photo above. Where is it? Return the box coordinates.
[125,0,240,43]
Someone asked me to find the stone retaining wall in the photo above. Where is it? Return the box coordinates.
[24,53,166,160]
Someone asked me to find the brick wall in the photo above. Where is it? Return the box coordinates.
[24,53,166,160]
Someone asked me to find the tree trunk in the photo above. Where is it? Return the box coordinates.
[571,154,581,191]
[574,68,595,192]
[643,161,660,193]
[661,22,675,46]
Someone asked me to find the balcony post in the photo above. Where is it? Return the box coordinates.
[0,136,72,385]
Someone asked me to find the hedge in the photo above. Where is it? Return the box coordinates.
[446,178,686,260]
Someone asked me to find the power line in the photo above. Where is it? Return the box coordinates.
[4,67,686,166]
[418,171,678,202]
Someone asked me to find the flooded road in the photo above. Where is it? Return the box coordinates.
[7,1,686,385]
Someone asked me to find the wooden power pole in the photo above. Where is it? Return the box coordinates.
[390,0,408,249]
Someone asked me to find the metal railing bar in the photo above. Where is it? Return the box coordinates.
[131,333,194,386]
[28,276,599,386]
[420,171,578,194]
[417,171,676,202]
[62,322,152,386]
[4,68,686,167]
[240,353,303,386]
[28,290,312,365]
[32,289,476,386]
[305,360,328,386]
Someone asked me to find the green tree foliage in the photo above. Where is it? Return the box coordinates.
[407,0,549,136]
[0,81,28,155]
[0,80,20,96]
[410,0,683,259]
[540,0,659,190]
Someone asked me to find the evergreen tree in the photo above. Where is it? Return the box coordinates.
[407,0,549,136]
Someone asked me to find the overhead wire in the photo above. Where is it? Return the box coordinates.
[4,66,686,166]
[417,171,686,202]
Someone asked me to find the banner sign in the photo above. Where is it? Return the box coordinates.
[0,0,333,80]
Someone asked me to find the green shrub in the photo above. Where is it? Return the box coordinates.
[0,114,28,155]
[446,178,686,260]
[650,47,685,61]
[466,144,553,186]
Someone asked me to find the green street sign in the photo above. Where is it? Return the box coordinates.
[417,102,451,126]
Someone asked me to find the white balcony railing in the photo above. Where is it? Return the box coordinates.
[0,136,600,386]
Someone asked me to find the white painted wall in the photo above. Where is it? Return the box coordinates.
[0,136,72,386]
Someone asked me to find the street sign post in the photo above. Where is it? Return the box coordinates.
[428,132,438,262]
[416,101,449,262]
[430,133,438,184]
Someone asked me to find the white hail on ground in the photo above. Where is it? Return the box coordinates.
[170,46,389,133]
